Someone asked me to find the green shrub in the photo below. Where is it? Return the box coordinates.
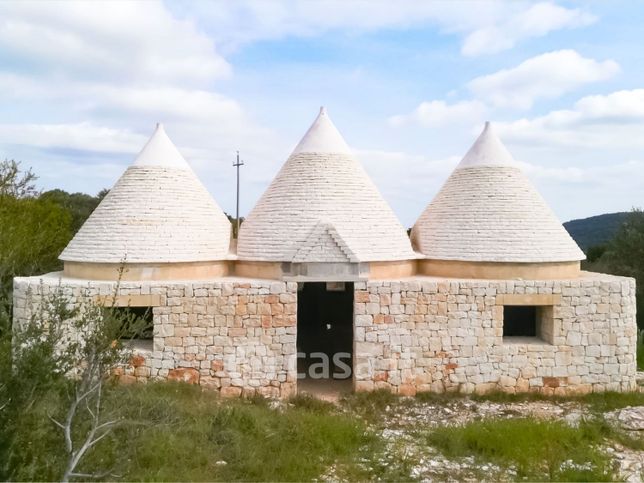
[426,418,613,481]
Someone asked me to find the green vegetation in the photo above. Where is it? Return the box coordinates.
[343,388,401,418]
[40,188,107,233]
[564,212,630,252]
[2,297,375,480]
[1,290,151,481]
[468,389,644,413]
[0,159,106,337]
[638,329,644,371]
[603,209,644,332]
[96,385,374,482]
[0,193,72,327]
[1,161,643,481]
[426,418,612,481]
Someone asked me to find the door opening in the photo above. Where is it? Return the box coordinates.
[297,282,353,396]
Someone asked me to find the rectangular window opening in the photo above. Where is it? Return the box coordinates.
[113,306,154,352]
[503,305,554,344]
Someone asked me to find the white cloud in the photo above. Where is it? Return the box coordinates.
[496,89,644,149]
[468,50,619,109]
[0,0,637,225]
[176,1,594,57]
[389,100,486,127]
[0,1,282,216]
[475,88,644,219]
[0,0,231,85]
[0,123,144,153]
[462,2,596,56]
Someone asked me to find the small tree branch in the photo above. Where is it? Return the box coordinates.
[48,414,65,430]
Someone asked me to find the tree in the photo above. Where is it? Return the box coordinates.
[1,289,147,480]
[604,208,644,329]
[0,159,38,198]
[0,160,74,336]
[586,244,607,263]
[40,189,104,234]
[0,195,72,335]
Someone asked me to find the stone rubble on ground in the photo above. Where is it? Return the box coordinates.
[606,443,644,483]
[353,398,644,482]
[610,406,644,431]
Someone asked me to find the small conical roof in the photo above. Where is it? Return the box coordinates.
[60,124,231,264]
[237,107,416,263]
[411,122,584,263]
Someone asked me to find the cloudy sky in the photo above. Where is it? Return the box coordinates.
[0,1,642,227]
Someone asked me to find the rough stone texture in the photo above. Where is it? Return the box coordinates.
[411,165,585,263]
[60,165,232,263]
[610,406,644,431]
[13,274,297,399]
[354,272,637,395]
[292,222,359,263]
[13,270,636,398]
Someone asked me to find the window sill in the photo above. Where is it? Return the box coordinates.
[502,336,551,346]
[122,338,153,355]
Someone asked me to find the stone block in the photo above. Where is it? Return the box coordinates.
[167,367,200,384]
[221,386,243,398]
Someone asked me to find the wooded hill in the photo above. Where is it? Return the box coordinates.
[564,212,630,252]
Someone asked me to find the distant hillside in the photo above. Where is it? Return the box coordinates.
[563,212,629,252]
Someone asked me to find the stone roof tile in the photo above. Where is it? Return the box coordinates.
[411,123,585,263]
[237,108,416,262]
[60,125,231,263]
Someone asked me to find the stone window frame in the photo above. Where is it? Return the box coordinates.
[497,294,561,345]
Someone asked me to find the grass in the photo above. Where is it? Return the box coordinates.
[426,418,614,482]
[85,383,377,482]
[342,388,401,417]
[8,382,643,481]
[466,389,644,413]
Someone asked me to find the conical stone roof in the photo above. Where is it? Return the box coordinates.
[237,107,416,263]
[60,124,231,264]
[411,122,585,263]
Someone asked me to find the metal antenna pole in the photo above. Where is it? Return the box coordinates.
[233,150,244,237]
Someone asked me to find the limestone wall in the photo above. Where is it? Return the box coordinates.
[13,274,298,398]
[13,270,637,398]
[354,273,637,395]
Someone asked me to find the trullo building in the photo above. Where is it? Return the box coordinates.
[13,110,637,397]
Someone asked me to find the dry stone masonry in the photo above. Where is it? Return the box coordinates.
[13,275,298,399]
[13,270,637,397]
[354,273,637,395]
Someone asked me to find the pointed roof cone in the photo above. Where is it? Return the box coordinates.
[457,121,516,169]
[133,123,191,169]
[292,107,351,155]
[60,124,231,264]
[411,122,585,263]
[237,107,416,263]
